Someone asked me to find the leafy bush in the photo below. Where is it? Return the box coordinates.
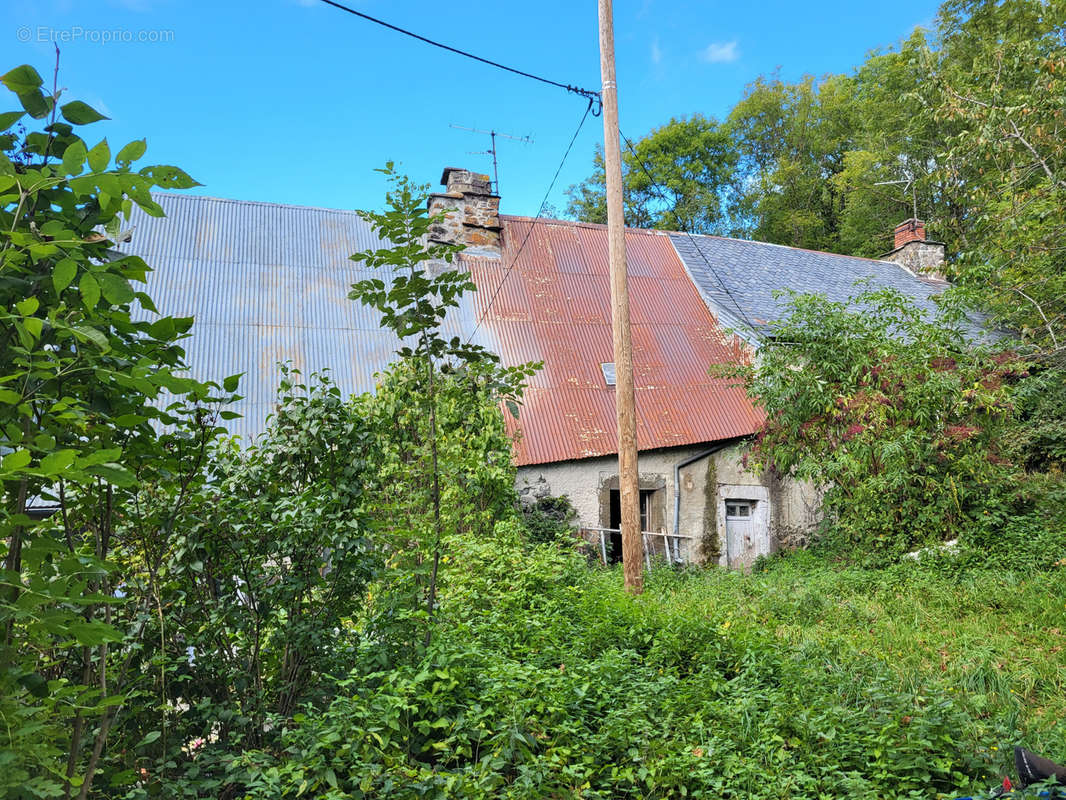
[519,493,577,545]
[720,287,1030,563]
[1009,366,1066,472]
[346,164,538,655]
[232,538,1066,800]
[114,368,380,788]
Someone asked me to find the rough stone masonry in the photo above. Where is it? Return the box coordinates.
[427,167,502,255]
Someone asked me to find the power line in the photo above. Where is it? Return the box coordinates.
[618,130,764,340]
[316,0,602,113]
[466,99,596,344]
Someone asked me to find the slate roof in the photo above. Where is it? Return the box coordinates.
[669,233,955,339]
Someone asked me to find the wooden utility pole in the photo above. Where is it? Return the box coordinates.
[598,0,643,593]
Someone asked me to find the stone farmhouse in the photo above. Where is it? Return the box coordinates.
[117,168,952,568]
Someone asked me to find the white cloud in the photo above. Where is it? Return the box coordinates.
[650,36,662,65]
[700,40,739,63]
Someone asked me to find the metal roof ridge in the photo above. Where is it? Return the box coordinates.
[118,252,374,271]
[498,215,913,266]
[498,214,671,236]
[149,191,367,218]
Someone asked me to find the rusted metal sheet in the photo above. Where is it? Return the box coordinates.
[123,196,762,460]
[463,217,764,467]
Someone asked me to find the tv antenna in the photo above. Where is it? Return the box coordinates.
[449,124,533,195]
[874,174,920,221]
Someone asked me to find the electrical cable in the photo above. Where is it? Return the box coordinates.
[466,98,596,344]
[619,130,765,340]
[316,0,601,113]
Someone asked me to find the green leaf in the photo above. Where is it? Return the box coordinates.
[68,620,124,646]
[135,292,158,313]
[223,373,243,392]
[99,273,134,305]
[23,317,42,340]
[60,100,109,125]
[39,450,77,475]
[0,110,23,131]
[86,462,136,487]
[116,138,146,167]
[155,373,196,394]
[62,140,86,176]
[112,254,149,283]
[139,164,201,189]
[134,196,165,217]
[135,731,161,749]
[15,296,39,316]
[72,324,110,351]
[77,448,122,468]
[53,258,78,292]
[79,271,100,309]
[17,89,51,120]
[0,388,21,404]
[87,139,110,173]
[148,317,176,340]
[17,672,49,699]
[1,65,43,95]
[1,449,31,472]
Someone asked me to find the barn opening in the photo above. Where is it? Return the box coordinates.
[606,488,660,563]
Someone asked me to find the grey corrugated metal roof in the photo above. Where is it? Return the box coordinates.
[120,193,482,442]
[669,232,962,338]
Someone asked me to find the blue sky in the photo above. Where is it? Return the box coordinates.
[4,0,940,218]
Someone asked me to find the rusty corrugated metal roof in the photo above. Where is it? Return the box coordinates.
[120,195,761,461]
[465,216,764,466]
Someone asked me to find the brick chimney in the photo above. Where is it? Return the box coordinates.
[894,218,925,249]
[882,218,946,280]
[427,167,502,257]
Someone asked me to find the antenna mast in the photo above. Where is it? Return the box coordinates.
[874,175,920,221]
[449,124,533,195]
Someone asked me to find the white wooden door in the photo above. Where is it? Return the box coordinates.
[725,500,758,568]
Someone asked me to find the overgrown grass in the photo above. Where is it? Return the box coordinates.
[237,532,1066,799]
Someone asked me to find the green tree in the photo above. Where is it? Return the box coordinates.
[0,61,234,797]
[922,0,1066,355]
[348,164,537,648]
[727,72,870,252]
[566,115,737,234]
[113,368,381,795]
[829,31,971,259]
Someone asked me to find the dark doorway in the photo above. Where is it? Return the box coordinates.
[607,489,655,564]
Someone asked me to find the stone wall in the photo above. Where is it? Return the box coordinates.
[882,240,947,281]
[515,441,822,567]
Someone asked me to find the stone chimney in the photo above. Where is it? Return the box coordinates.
[882,218,947,280]
[427,167,502,257]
